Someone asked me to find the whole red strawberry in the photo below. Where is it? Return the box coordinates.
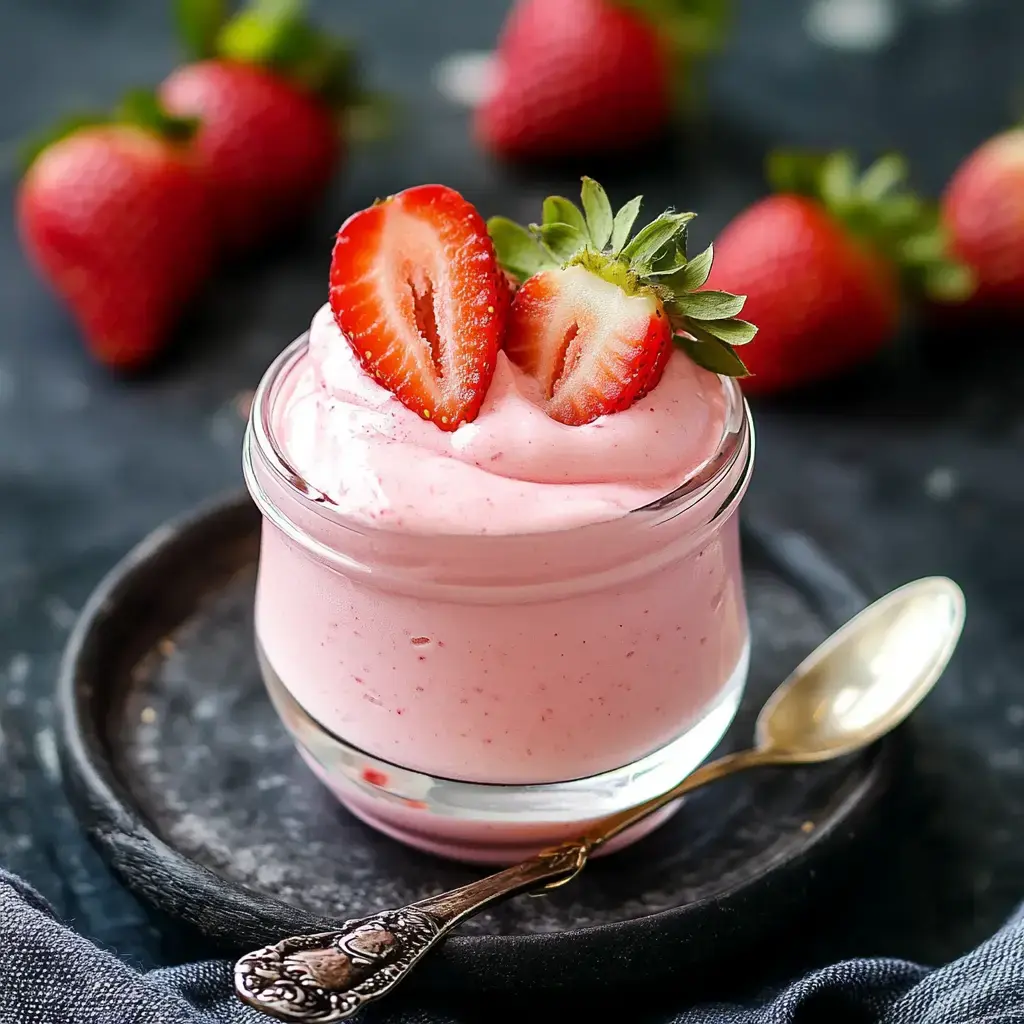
[17,92,213,370]
[489,177,754,424]
[475,0,727,162]
[160,0,359,254]
[707,151,973,395]
[941,128,1024,316]
[161,61,337,254]
[330,185,507,431]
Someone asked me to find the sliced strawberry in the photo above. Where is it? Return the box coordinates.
[635,326,673,401]
[506,264,671,425]
[329,184,505,431]
[488,177,754,423]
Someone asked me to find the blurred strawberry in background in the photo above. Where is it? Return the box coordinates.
[16,0,374,371]
[161,0,361,254]
[706,151,974,395]
[941,126,1024,318]
[17,92,214,371]
[475,0,728,161]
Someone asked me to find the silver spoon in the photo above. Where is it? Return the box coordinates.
[235,576,965,1022]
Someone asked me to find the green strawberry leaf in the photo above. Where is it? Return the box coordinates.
[492,177,754,385]
[621,211,694,266]
[539,222,588,262]
[20,112,110,172]
[898,228,946,264]
[581,176,614,250]
[615,0,731,125]
[487,216,554,281]
[819,150,857,208]
[344,88,395,143]
[857,152,907,201]
[924,263,975,303]
[175,0,229,60]
[610,196,643,252]
[619,0,732,56]
[672,289,746,319]
[687,316,757,345]
[675,332,749,376]
[216,0,362,111]
[766,149,826,197]
[872,194,921,230]
[117,88,199,142]
[543,197,590,241]
[298,38,359,107]
[767,147,976,305]
[677,243,714,290]
[648,244,688,276]
[21,88,198,170]
[216,6,288,65]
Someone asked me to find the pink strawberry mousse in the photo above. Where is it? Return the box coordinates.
[276,304,733,534]
[253,303,750,797]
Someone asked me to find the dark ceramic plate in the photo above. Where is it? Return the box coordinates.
[58,494,891,995]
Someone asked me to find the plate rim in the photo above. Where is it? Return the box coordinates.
[56,491,891,992]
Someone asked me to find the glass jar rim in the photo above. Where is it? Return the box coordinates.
[244,333,754,543]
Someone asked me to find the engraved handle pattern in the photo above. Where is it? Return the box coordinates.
[235,909,441,1022]
[235,844,587,1021]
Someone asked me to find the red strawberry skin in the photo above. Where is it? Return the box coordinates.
[17,126,213,370]
[706,196,900,395]
[475,0,671,161]
[160,60,339,253]
[942,128,1024,315]
[506,264,670,425]
[329,184,505,431]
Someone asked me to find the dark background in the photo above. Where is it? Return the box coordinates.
[1,0,1024,992]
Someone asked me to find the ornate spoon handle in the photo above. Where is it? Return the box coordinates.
[234,843,588,1022]
[236,750,765,1021]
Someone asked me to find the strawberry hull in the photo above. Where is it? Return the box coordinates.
[242,315,754,864]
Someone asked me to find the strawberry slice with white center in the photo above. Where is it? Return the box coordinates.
[506,264,671,424]
[330,184,505,431]
[489,177,757,425]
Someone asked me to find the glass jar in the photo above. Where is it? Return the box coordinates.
[243,334,755,864]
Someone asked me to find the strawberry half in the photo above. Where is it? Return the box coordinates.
[329,184,505,431]
[507,265,672,424]
[488,177,755,425]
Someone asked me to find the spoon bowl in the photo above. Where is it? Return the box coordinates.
[755,577,966,762]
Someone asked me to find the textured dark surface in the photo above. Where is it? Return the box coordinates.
[57,496,888,994]
[0,0,1023,1002]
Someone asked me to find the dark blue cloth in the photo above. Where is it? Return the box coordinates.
[2,870,1022,1023]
